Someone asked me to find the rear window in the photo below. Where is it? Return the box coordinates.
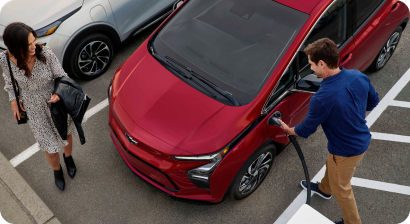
[154,0,308,104]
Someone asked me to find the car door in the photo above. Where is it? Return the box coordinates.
[352,0,401,71]
[108,0,175,40]
[263,65,296,146]
[287,0,355,128]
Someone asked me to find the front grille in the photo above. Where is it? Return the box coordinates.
[127,152,179,192]
[110,124,179,192]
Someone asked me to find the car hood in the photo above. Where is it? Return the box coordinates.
[116,53,251,156]
[0,0,83,29]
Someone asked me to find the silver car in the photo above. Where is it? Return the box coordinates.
[0,0,183,79]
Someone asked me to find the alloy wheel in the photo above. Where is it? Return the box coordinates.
[238,152,273,195]
[376,32,400,69]
[77,41,110,76]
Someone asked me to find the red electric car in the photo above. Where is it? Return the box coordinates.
[108,0,409,203]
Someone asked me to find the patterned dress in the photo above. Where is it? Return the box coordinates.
[1,46,77,153]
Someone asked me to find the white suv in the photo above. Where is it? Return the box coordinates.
[0,0,182,79]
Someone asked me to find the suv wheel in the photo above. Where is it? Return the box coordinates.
[369,26,402,72]
[229,144,276,200]
[68,33,114,80]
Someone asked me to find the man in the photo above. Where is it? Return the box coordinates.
[279,38,379,224]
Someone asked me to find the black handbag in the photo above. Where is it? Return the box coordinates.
[6,53,28,124]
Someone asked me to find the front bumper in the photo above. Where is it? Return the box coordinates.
[109,124,178,192]
[108,101,226,203]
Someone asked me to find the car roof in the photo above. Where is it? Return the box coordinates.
[273,0,323,14]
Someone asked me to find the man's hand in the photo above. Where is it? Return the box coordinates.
[278,119,297,136]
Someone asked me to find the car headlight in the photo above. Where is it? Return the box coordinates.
[173,146,230,190]
[35,7,81,37]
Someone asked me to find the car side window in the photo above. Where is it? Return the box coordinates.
[298,0,348,78]
[356,0,384,28]
[266,64,296,106]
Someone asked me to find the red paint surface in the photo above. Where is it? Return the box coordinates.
[354,0,409,71]
[107,0,409,202]
[274,0,321,14]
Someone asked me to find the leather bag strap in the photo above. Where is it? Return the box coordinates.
[5,53,23,113]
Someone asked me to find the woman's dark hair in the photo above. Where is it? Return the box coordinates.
[304,38,339,69]
[3,22,46,77]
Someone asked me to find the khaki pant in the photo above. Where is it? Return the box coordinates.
[318,152,365,224]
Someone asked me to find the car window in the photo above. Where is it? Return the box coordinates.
[298,0,347,78]
[154,0,308,105]
[266,64,295,106]
[356,0,384,28]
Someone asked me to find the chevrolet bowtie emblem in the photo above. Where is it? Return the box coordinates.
[125,133,138,145]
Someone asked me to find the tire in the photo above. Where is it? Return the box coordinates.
[67,33,114,80]
[369,26,402,72]
[229,144,276,200]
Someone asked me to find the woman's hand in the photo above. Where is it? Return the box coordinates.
[48,94,60,103]
[11,100,26,121]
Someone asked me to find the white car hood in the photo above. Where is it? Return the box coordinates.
[0,0,83,30]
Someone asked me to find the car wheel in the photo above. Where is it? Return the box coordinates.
[369,26,402,72]
[229,144,276,200]
[68,33,114,80]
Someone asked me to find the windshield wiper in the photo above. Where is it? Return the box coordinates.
[150,47,185,77]
[150,47,217,98]
[164,55,240,106]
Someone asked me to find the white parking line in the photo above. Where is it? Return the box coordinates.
[351,177,410,196]
[366,69,410,128]
[371,132,410,144]
[9,98,109,167]
[389,100,410,109]
[274,167,326,224]
[83,98,109,121]
[274,68,410,224]
[274,176,410,224]
[10,143,39,167]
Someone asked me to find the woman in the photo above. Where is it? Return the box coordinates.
[1,22,77,191]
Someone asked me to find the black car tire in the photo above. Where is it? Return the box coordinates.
[369,26,402,72]
[229,143,276,200]
[67,33,114,80]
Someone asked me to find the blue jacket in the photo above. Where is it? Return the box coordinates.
[295,68,379,157]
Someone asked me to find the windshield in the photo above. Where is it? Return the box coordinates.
[154,0,308,104]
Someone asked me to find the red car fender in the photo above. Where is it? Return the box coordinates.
[209,118,274,201]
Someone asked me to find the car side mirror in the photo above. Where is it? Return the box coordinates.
[296,74,323,92]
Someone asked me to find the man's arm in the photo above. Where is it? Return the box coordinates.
[278,96,329,138]
[367,81,379,111]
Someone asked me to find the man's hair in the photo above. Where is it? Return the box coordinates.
[304,38,339,69]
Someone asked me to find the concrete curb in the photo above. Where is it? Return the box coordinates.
[0,152,60,224]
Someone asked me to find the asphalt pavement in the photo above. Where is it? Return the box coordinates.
[1,22,410,224]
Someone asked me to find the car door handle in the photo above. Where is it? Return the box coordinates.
[339,53,353,67]
[390,2,400,14]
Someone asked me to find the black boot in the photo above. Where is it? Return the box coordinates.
[54,165,65,191]
[63,153,76,178]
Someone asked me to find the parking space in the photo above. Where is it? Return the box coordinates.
[371,107,410,136]
[396,82,410,101]
[1,18,410,224]
[276,47,410,223]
